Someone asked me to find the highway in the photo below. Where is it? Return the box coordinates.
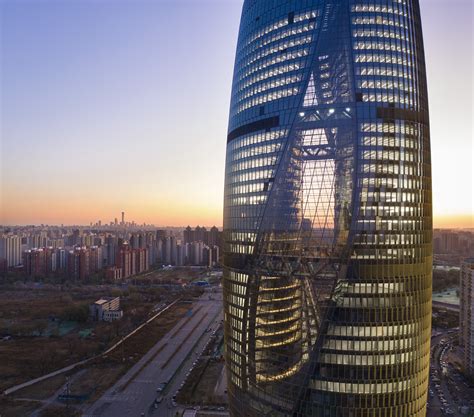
[84,288,223,417]
[427,329,473,416]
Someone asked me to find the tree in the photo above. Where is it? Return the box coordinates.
[61,304,89,323]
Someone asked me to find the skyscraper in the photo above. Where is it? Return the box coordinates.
[460,259,474,378]
[223,1,432,416]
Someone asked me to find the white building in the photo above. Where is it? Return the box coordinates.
[460,258,474,377]
[0,235,22,267]
[103,309,123,322]
[90,297,123,322]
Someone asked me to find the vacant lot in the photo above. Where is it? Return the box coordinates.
[0,397,39,417]
[2,298,199,417]
[0,280,202,393]
[130,266,206,285]
[0,287,103,392]
[13,374,67,400]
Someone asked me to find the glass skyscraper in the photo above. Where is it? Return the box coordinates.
[223,0,432,416]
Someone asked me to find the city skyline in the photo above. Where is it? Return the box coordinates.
[0,2,472,416]
[1,0,473,228]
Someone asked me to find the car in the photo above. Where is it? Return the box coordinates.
[157,381,168,392]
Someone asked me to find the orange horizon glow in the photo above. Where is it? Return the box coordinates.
[432,214,474,230]
[1,183,472,229]
[1,205,472,230]
[0,204,223,228]
[1,0,472,232]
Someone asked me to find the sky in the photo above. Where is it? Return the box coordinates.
[0,0,473,228]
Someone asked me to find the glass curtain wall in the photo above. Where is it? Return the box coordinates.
[223,1,432,416]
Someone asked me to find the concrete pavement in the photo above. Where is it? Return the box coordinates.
[84,289,223,417]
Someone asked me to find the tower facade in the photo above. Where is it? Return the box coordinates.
[223,1,432,416]
[460,259,474,378]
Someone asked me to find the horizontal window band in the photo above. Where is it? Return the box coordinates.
[376,107,429,124]
[227,116,280,143]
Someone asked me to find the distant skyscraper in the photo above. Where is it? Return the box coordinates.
[460,259,474,378]
[121,211,125,225]
[223,1,432,416]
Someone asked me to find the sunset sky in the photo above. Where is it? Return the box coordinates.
[1,0,473,228]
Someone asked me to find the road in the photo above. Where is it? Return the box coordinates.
[84,289,223,417]
[428,332,454,416]
[427,329,473,416]
[432,301,460,312]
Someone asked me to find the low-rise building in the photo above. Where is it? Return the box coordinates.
[102,309,123,322]
[89,296,122,322]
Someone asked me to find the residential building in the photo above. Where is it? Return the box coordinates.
[67,247,90,281]
[0,234,22,267]
[116,243,149,278]
[105,266,123,280]
[23,249,45,277]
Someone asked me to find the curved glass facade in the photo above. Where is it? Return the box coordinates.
[223,1,432,416]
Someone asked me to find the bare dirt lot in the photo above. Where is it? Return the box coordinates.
[0,277,203,393]
[0,268,209,416]
[177,325,226,407]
